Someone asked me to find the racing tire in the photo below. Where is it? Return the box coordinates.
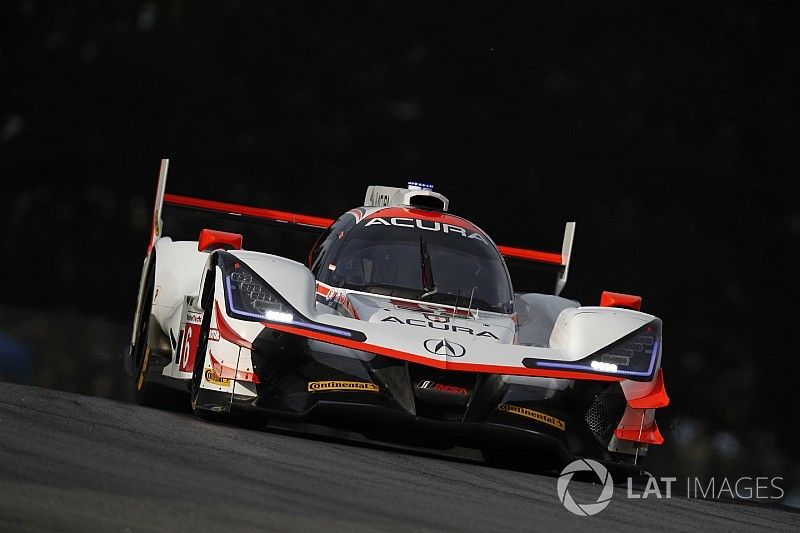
[132,260,185,408]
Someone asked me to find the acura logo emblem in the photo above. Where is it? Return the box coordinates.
[423,338,466,358]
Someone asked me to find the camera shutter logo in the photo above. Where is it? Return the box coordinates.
[557,459,614,516]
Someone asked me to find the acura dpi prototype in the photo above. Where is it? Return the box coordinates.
[126,159,669,471]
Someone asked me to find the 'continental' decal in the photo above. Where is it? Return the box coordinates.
[307,381,379,393]
[204,368,230,388]
[498,404,566,431]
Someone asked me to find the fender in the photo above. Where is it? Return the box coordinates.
[228,250,317,318]
[151,238,209,336]
[549,306,658,359]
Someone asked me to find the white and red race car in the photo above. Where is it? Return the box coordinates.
[126,159,668,469]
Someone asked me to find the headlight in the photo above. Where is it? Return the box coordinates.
[593,325,659,377]
[524,320,661,382]
[221,259,294,323]
[215,252,367,341]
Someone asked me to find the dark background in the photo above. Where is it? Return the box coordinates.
[1,1,798,505]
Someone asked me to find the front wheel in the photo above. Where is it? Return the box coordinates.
[190,279,226,420]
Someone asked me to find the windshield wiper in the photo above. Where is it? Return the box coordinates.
[419,236,437,300]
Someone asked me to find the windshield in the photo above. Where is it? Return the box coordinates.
[327,218,514,313]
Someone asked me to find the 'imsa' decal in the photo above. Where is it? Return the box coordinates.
[380,316,499,339]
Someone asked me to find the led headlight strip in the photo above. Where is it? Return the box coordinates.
[219,253,363,341]
[522,321,661,382]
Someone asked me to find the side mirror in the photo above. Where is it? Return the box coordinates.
[600,291,642,311]
[198,229,243,252]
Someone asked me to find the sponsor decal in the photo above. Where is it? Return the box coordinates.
[364,217,489,245]
[417,380,468,395]
[178,320,201,372]
[381,316,499,339]
[204,368,230,387]
[186,312,203,324]
[307,381,379,393]
[209,328,220,342]
[423,338,466,358]
[498,403,566,431]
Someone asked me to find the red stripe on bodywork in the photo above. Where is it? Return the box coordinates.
[165,194,335,229]
[615,422,664,445]
[260,321,620,382]
[214,301,253,349]
[628,368,669,408]
[212,283,619,381]
[315,282,331,297]
[209,352,260,383]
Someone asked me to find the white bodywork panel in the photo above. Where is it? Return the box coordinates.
[146,238,663,405]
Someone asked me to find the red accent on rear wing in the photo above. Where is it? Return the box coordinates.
[164,194,335,229]
[496,245,563,266]
[498,222,575,295]
[164,194,574,294]
[165,193,570,268]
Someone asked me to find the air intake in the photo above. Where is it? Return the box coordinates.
[364,185,449,212]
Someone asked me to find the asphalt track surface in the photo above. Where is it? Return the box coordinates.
[0,382,797,532]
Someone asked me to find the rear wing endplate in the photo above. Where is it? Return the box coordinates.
[497,222,575,295]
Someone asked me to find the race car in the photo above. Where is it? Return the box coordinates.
[126,159,669,470]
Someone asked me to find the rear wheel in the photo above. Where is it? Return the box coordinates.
[132,263,183,408]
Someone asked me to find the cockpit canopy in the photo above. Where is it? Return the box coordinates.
[312,208,514,314]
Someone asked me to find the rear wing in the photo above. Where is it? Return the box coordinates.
[148,159,575,294]
[146,159,334,247]
[497,223,575,296]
